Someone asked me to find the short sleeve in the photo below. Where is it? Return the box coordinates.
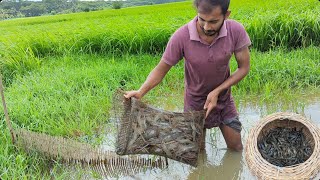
[161,29,184,66]
[234,24,251,52]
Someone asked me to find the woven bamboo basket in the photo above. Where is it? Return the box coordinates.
[245,112,320,179]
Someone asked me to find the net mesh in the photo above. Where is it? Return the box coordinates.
[113,90,205,166]
[15,128,168,177]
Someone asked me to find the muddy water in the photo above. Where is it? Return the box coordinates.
[80,97,320,180]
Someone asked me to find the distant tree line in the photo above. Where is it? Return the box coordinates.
[0,0,185,20]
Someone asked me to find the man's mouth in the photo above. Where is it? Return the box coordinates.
[204,30,216,36]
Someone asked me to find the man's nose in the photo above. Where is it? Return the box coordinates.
[203,23,211,31]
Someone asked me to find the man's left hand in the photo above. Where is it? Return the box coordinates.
[204,90,220,118]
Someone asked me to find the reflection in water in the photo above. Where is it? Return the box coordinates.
[188,150,242,180]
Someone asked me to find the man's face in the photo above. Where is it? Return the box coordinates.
[197,6,230,36]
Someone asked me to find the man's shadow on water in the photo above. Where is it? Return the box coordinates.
[188,149,242,180]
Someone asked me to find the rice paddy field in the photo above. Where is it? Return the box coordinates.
[0,0,320,179]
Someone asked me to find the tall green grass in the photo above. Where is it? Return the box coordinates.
[231,46,320,104]
[245,12,320,51]
[0,0,319,74]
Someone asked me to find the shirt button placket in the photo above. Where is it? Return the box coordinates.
[208,46,213,61]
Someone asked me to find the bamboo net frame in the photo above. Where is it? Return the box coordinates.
[113,90,206,167]
[245,112,320,179]
[0,74,167,177]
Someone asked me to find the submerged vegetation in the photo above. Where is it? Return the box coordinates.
[0,0,320,179]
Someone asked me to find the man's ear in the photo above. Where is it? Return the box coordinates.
[225,10,231,19]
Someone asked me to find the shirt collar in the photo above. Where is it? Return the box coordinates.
[188,16,228,41]
[188,16,201,41]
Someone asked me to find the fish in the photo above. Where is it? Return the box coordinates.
[257,127,312,167]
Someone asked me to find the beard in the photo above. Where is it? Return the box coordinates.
[201,20,225,37]
[202,29,218,36]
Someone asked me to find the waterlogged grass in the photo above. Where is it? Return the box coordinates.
[2,47,320,136]
[6,47,320,136]
[0,54,179,179]
[3,46,320,135]
[0,121,94,179]
[0,122,50,179]
[4,55,149,135]
[1,46,320,178]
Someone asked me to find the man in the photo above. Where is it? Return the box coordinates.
[124,0,251,151]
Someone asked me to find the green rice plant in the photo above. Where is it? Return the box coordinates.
[0,0,319,65]
[231,46,320,104]
[244,11,320,51]
[0,43,41,85]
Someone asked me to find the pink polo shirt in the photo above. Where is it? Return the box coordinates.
[161,16,251,128]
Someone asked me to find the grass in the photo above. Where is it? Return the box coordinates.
[0,0,319,80]
[2,45,320,134]
[1,47,320,178]
[0,0,320,178]
[231,46,320,102]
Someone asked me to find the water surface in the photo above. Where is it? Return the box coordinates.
[68,95,320,180]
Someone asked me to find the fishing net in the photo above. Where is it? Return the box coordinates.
[0,75,168,178]
[15,129,167,177]
[245,112,320,179]
[113,90,206,167]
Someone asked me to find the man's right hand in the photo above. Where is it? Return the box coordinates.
[124,90,143,99]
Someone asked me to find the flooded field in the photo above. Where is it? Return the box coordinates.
[62,96,320,180]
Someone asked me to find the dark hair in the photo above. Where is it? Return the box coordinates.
[193,0,230,15]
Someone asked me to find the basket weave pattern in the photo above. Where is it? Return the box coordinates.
[245,112,320,179]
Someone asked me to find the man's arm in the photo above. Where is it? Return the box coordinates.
[204,47,250,117]
[124,60,172,99]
